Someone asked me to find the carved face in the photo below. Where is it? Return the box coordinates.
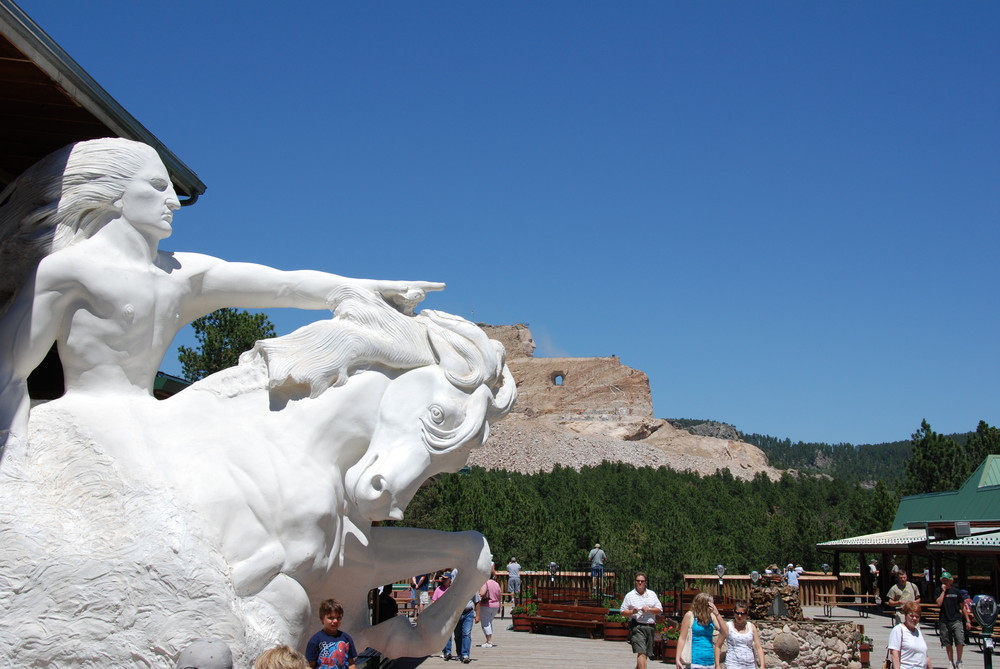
[345,365,491,522]
[117,150,180,240]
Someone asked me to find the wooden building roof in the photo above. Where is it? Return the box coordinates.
[0,0,205,201]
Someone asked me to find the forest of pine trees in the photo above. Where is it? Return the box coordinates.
[393,419,998,592]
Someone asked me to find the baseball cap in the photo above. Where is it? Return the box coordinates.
[941,571,953,580]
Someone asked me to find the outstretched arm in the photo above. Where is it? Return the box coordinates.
[174,253,444,322]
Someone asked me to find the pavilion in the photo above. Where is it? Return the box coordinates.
[817,455,1000,599]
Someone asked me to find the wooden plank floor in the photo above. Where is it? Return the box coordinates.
[386,606,981,669]
[386,613,634,669]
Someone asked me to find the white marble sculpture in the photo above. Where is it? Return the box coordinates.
[0,139,516,667]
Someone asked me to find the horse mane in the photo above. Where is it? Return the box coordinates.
[191,285,515,421]
[242,286,437,397]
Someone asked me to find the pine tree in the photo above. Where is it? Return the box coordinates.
[965,421,1000,470]
[901,420,968,496]
[177,308,277,381]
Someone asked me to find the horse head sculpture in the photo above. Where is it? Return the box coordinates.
[345,309,516,522]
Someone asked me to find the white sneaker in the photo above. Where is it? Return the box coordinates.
[957,661,964,669]
[481,643,492,648]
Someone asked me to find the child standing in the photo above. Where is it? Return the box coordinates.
[305,599,357,669]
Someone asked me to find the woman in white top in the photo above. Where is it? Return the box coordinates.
[725,601,765,669]
[888,601,933,669]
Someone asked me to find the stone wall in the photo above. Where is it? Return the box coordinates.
[757,620,861,669]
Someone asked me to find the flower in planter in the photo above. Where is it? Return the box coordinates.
[511,602,538,616]
[659,619,681,640]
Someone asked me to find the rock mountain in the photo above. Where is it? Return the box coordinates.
[473,324,780,480]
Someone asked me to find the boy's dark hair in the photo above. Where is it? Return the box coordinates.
[318,598,344,619]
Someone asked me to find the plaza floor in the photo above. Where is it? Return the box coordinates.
[385,606,991,669]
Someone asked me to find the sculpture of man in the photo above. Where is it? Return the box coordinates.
[0,138,441,454]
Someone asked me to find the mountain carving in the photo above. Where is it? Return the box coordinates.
[473,324,779,480]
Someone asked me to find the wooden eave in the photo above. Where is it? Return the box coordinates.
[0,0,205,201]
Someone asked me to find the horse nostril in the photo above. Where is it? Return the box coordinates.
[371,475,386,494]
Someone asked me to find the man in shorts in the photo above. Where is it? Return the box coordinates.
[620,573,662,669]
[935,571,972,669]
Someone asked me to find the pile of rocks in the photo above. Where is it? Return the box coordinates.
[749,584,803,621]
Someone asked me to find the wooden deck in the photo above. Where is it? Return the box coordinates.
[382,605,978,669]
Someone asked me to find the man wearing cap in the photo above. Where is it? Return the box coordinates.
[785,564,799,588]
[935,571,972,669]
[435,570,479,664]
[588,543,607,592]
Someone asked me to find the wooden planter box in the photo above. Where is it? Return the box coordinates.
[511,614,531,632]
[860,643,872,667]
[659,638,678,663]
[604,621,629,641]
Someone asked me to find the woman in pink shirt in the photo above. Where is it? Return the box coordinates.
[478,576,502,647]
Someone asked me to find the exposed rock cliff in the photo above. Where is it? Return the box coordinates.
[474,324,780,480]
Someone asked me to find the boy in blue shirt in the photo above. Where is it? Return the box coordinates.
[305,599,357,669]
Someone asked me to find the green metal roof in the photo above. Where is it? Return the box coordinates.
[891,456,1000,530]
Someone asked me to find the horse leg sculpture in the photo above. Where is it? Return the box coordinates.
[336,527,492,658]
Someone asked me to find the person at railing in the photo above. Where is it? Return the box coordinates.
[507,557,522,600]
[589,543,607,593]
[784,564,800,589]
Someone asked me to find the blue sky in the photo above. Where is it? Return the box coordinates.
[18,1,998,445]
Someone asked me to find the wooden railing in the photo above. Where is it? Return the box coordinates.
[681,573,864,607]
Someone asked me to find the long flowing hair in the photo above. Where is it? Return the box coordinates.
[0,138,157,315]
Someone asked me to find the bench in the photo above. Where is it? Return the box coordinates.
[883,603,939,625]
[918,603,940,625]
[817,593,878,618]
[390,588,417,618]
[528,602,607,639]
[968,624,1000,649]
[537,587,595,602]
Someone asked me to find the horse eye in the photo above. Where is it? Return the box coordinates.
[428,405,445,424]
